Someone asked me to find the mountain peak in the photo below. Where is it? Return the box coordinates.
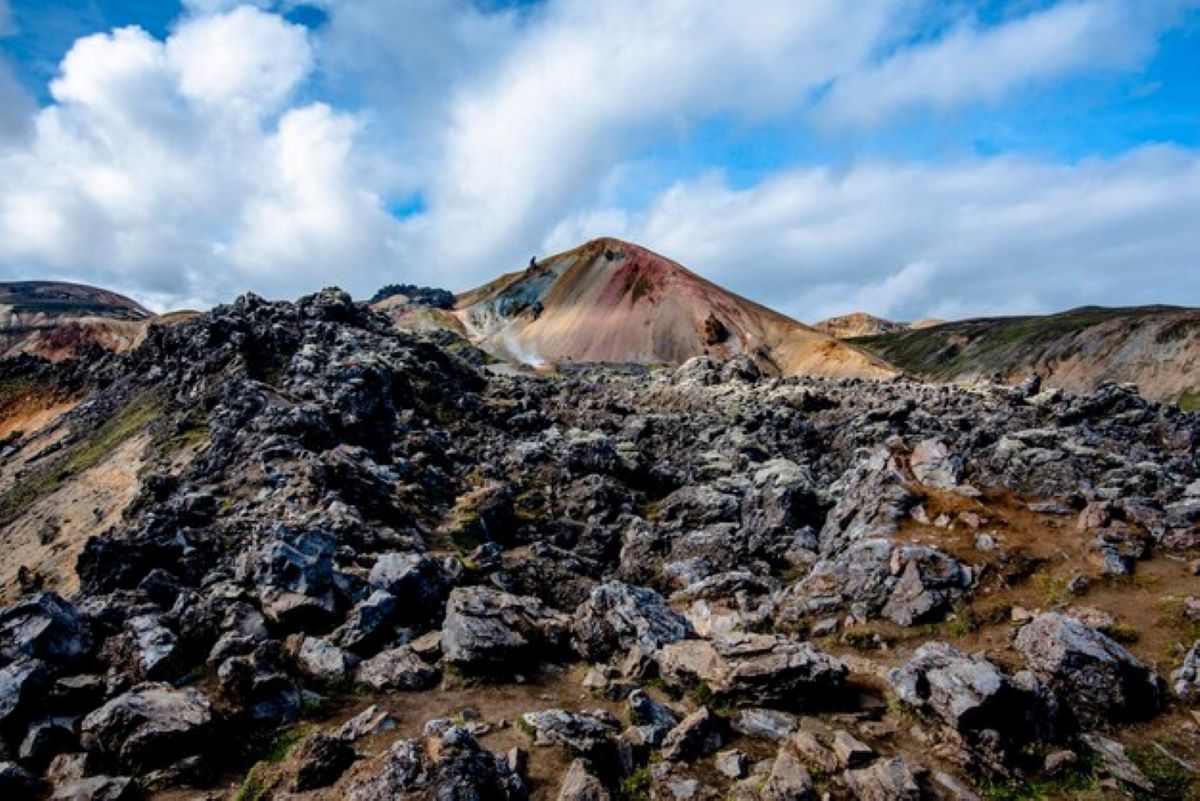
[455,239,894,378]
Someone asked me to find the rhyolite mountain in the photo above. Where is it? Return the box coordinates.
[0,284,1198,799]
[0,281,152,361]
[453,238,895,379]
[851,305,1200,406]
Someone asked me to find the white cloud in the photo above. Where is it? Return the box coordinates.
[0,8,400,309]
[818,0,1193,127]
[556,146,1200,321]
[167,6,312,112]
[1,0,1197,320]
[414,0,903,284]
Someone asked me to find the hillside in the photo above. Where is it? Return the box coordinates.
[0,289,1198,799]
[0,280,152,361]
[852,305,1200,405]
[814,312,909,338]
[455,238,895,379]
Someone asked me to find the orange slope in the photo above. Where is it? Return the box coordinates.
[455,238,894,379]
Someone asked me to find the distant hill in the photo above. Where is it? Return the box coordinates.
[851,305,1200,404]
[814,312,909,339]
[453,238,894,379]
[0,281,199,362]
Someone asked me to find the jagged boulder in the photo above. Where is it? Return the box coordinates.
[1014,613,1160,726]
[355,645,439,691]
[1172,640,1200,702]
[345,727,524,801]
[0,593,93,666]
[367,553,449,624]
[909,438,964,489]
[80,684,213,771]
[843,756,924,801]
[657,633,847,707]
[572,581,691,662]
[441,586,569,672]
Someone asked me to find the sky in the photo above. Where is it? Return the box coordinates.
[0,1,1198,321]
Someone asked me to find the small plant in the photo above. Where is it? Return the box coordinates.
[947,603,981,638]
[1128,743,1198,801]
[689,681,714,706]
[234,763,276,801]
[1100,622,1140,644]
[842,628,880,651]
[1037,573,1071,607]
[619,766,652,801]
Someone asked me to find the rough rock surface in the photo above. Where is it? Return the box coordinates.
[0,286,1197,798]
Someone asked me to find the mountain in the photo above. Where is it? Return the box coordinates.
[454,238,894,379]
[1,287,1198,799]
[0,280,153,361]
[814,311,909,338]
[851,305,1200,405]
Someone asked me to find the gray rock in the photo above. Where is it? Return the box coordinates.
[657,633,847,707]
[627,689,678,746]
[760,749,815,800]
[662,707,723,762]
[292,733,357,791]
[521,709,621,764]
[442,586,569,672]
[125,615,180,680]
[355,645,439,691]
[0,592,93,665]
[80,683,212,771]
[714,749,748,779]
[832,730,873,768]
[889,641,1051,740]
[49,775,135,801]
[843,756,923,801]
[0,761,42,798]
[368,553,448,623]
[572,581,691,662]
[1171,639,1200,702]
[910,438,964,490]
[730,708,797,742]
[296,636,359,683]
[334,704,399,741]
[557,758,611,801]
[1080,733,1153,793]
[1014,613,1160,725]
[789,730,839,774]
[0,657,52,731]
[331,590,399,654]
[345,728,525,801]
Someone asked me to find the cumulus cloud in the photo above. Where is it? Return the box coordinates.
[0,7,401,309]
[551,146,1200,322]
[0,0,1197,317]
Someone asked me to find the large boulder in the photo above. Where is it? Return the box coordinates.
[0,593,93,666]
[1014,613,1160,726]
[80,683,213,771]
[889,642,1051,737]
[1171,640,1200,703]
[657,633,847,708]
[345,728,525,801]
[909,438,964,490]
[441,586,569,672]
[520,709,620,765]
[843,757,924,801]
[572,582,691,662]
[367,553,449,624]
[0,657,53,733]
[355,645,439,691]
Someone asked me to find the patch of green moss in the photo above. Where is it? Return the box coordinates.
[1180,391,1200,413]
[618,766,652,801]
[234,762,277,801]
[1128,744,1199,801]
[688,681,714,706]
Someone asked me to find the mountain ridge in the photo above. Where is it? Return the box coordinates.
[454,237,895,379]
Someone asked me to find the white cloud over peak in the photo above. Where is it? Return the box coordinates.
[547,146,1200,322]
[0,0,1196,317]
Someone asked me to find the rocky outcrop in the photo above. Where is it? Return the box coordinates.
[656,633,847,707]
[1014,613,1160,726]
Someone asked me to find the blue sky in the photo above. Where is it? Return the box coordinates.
[0,0,1198,320]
